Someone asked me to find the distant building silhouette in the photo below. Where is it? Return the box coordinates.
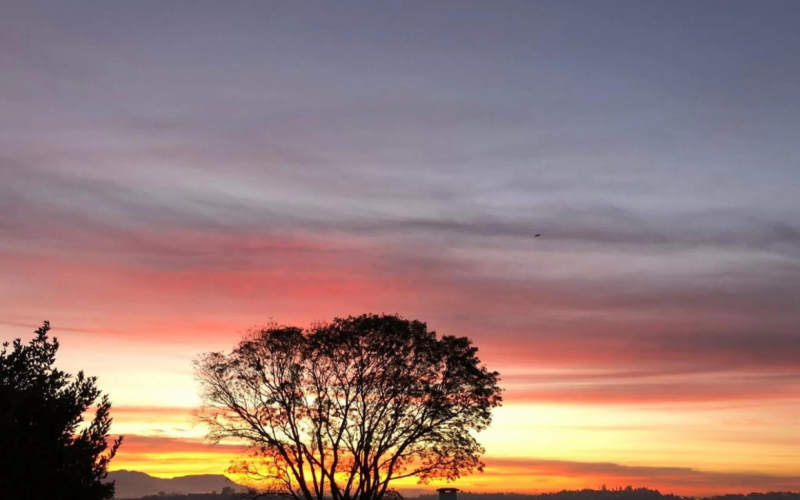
[438,488,460,500]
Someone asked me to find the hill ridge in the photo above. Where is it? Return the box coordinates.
[107,470,247,498]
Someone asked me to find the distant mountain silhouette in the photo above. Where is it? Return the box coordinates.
[106,470,247,498]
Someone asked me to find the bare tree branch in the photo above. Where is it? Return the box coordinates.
[195,314,502,500]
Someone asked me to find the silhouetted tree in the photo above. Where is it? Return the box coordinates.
[195,314,502,500]
[0,321,123,500]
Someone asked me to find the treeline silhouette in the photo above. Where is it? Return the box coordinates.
[410,489,800,500]
[129,490,800,500]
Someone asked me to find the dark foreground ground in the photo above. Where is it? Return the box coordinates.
[124,489,800,500]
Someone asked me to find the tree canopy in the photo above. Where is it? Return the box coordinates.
[0,321,123,500]
[195,314,502,500]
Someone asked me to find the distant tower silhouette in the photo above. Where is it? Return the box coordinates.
[437,488,459,500]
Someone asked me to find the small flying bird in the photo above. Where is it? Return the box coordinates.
[535,234,541,237]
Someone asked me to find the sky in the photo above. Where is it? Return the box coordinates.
[1,0,800,496]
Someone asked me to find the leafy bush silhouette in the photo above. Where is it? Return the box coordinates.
[0,321,123,500]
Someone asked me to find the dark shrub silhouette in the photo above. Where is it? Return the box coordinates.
[0,321,123,499]
[195,313,502,500]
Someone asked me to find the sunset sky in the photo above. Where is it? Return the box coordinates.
[2,1,800,496]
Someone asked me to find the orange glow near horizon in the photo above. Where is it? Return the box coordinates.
[5,245,800,496]
[5,1,800,495]
[97,392,800,496]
